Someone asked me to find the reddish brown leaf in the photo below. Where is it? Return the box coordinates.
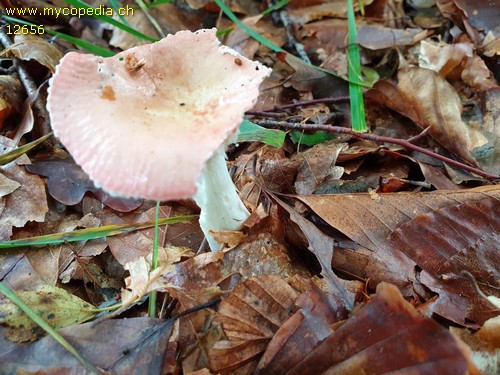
[298,186,499,295]
[256,283,348,374]
[257,283,479,374]
[388,196,500,325]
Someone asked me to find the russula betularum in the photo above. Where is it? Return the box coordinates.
[47,29,271,251]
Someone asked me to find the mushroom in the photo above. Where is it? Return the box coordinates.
[47,29,271,251]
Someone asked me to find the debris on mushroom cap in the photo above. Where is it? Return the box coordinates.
[47,29,271,201]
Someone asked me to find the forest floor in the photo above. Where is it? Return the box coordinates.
[0,0,498,374]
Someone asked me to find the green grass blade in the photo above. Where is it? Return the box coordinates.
[133,0,174,8]
[108,0,133,27]
[261,0,291,16]
[63,0,157,42]
[134,0,165,37]
[148,201,161,317]
[214,0,355,82]
[0,282,101,374]
[214,0,284,53]
[0,215,197,249]
[347,0,367,132]
[1,15,115,56]
[0,133,52,166]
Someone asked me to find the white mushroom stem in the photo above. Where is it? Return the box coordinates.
[193,147,250,251]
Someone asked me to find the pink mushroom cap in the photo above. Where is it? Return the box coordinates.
[47,29,271,201]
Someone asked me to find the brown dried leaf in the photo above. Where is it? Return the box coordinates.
[388,196,500,325]
[298,186,500,294]
[0,172,20,198]
[209,276,301,374]
[163,233,310,294]
[293,141,346,195]
[257,283,479,374]
[99,204,202,265]
[3,34,63,73]
[370,67,487,166]
[358,25,431,50]
[256,283,348,374]
[0,138,48,241]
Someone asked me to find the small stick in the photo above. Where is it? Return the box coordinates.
[252,119,499,180]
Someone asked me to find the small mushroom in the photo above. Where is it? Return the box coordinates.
[47,29,271,251]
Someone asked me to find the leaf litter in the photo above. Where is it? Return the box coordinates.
[0,0,499,374]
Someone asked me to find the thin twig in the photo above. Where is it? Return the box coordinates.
[252,119,499,180]
[275,96,351,110]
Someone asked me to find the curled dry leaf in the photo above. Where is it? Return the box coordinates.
[369,67,487,167]
[122,245,192,307]
[3,34,63,73]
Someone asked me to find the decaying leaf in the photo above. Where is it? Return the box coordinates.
[0,285,96,342]
[122,245,192,307]
[0,317,175,373]
[0,76,24,130]
[0,172,20,198]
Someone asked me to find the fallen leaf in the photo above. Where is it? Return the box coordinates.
[0,317,175,373]
[298,185,500,298]
[3,34,63,73]
[256,282,348,374]
[0,285,96,342]
[369,67,488,166]
[0,138,48,241]
[257,283,479,374]
[122,245,191,307]
[388,196,500,325]
[0,76,24,130]
[209,276,302,375]
[25,158,142,211]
